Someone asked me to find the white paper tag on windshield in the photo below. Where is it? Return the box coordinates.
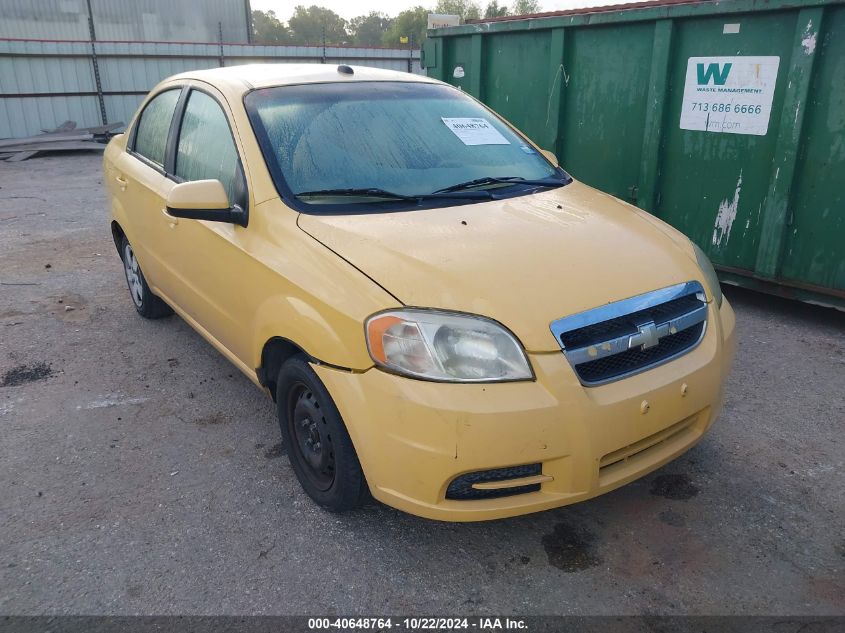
[441,117,510,146]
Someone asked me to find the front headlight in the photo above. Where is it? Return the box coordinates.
[365,309,533,382]
[692,242,723,307]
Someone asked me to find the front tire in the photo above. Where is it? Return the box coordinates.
[120,236,173,319]
[276,355,368,512]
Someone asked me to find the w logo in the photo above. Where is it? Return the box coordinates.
[697,62,732,85]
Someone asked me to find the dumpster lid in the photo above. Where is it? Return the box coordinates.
[465,0,714,24]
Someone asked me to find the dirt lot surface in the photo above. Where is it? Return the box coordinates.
[1,154,843,616]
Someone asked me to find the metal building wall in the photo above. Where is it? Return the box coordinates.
[0,0,250,43]
[0,38,424,138]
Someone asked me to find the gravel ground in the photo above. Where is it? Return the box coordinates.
[0,153,843,616]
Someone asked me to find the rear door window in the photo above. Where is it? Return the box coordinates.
[133,89,181,168]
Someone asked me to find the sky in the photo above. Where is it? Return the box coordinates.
[249,0,631,21]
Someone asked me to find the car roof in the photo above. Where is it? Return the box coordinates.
[167,63,440,94]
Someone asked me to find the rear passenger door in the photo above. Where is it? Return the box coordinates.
[117,87,182,291]
[157,85,253,361]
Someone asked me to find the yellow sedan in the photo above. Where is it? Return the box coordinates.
[103,64,735,521]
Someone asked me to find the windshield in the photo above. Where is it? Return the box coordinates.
[245,81,566,210]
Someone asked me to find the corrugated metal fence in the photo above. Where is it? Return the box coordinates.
[0,38,423,138]
[0,0,251,43]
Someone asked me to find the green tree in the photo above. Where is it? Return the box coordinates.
[510,0,541,15]
[250,9,290,44]
[288,5,349,45]
[382,6,428,47]
[435,0,481,21]
[484,0,509,17]
[349,12,394,47]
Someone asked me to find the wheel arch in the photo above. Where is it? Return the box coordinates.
[111,220,126,256]
[257,337,318,401]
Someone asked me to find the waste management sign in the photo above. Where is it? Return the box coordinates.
[680,56,780,135]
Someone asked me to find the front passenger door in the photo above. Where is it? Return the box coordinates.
[157,86,252,361]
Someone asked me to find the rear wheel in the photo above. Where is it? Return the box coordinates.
[276,355,368,511]
[120,236,172,319]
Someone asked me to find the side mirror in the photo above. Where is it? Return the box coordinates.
[166,179,247,227]
[540,149,559,167]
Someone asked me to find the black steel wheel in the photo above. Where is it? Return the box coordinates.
[287,383,335,491]
[276,355,368,511]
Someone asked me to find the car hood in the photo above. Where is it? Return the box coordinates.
[297,180,703,352]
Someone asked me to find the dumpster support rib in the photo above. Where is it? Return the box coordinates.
[754,7,824,280]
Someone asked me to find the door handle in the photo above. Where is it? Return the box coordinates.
[115,175,128,191]
[161,207,178,226]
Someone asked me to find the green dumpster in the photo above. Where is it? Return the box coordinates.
[422,0,845,310]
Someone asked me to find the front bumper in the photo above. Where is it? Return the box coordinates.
[316,299,736,522]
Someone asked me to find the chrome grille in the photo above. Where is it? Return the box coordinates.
[550,281,708,386]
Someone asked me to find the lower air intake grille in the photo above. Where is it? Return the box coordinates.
[446,463,542,500]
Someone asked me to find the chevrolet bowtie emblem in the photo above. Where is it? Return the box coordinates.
[629,321,661,350]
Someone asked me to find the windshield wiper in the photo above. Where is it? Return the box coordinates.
[433,176,566,195]
[295,187,493,202]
